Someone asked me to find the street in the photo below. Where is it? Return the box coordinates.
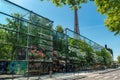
[79,69,120,80]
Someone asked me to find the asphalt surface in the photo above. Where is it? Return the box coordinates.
[79,69,120,80]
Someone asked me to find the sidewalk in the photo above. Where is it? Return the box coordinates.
[2,67,120,80]
[11,72,87,80]
[37,72,87,80]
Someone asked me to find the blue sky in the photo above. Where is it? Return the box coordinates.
[9,0,120,60]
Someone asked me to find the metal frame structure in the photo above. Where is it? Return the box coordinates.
[0,0,53,79]
[0,0,113,80]
[65,28,112,72]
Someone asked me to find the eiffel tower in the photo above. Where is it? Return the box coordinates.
[74,9,80,39]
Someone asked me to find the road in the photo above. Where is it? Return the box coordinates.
[79,69,120,80]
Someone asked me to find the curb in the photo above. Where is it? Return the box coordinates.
[99,68,120,74]
[60,75,87,80]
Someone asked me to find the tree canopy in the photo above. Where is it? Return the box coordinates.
[41,0,94,9]
[117,55,120,63]
[55,25,64,33]
[41,0,120,35]
[95,0,120,35]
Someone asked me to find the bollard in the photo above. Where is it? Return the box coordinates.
[49,71,52,78]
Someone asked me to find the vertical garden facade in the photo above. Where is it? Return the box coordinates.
[0,0,113,77]
[0,0,53,75]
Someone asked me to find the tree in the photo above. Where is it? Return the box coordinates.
[101,49,113,65]
[41,0,120,35]
[41,0,93,10]
[5,13,28,60]
[53,25,66,58]
[95,0,120,35]
[0,26,12,60]
[55,25,64,33]
[117,55,120,64]
[53,29,66,59]
[30,13,52,29]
